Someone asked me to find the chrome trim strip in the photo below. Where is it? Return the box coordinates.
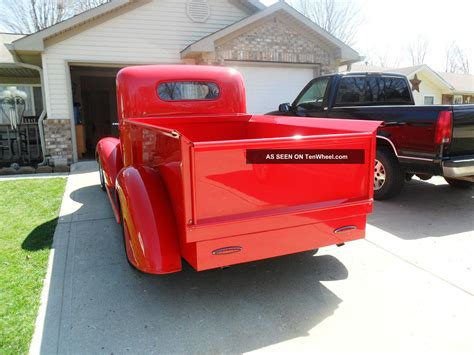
[376,136,435,162]
[376,135,398,156]
[398,155,434,162]
[334,225,357,234]
[447,158,474,164]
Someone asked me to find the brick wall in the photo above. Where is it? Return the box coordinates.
[43,119,72,165]
[215,15,336,73]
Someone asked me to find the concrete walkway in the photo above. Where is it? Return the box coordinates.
[30,162,474,354]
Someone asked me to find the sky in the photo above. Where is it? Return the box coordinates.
[261,0,474,72]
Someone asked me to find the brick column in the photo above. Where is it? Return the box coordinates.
[43,119,73,165]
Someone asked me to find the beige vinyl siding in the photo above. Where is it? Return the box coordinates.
[42,0,249,119]
[410,72,443,105]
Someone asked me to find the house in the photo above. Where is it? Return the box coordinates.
[348,63,474,106]
[437,71,474,105]
[0,0,361,165]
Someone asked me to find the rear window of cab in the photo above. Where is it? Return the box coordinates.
[157,81,220,101]
[335,76,412,105]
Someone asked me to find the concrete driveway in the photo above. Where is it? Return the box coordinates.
[31,162,474,354]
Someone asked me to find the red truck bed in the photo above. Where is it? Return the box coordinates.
[97,65,380,274]
[120,113,378,271]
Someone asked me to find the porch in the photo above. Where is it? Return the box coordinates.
[0,120,42,166]
[1,33,45,167]
[0,73,44,166]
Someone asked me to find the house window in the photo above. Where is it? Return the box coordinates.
[424,96,434,105]
[0,85,43,124]
[453,95,463,104]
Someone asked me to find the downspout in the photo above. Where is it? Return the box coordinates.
[9,53,48,166]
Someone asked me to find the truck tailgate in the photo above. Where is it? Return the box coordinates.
[187,131,377,243]
[449,105,474,157]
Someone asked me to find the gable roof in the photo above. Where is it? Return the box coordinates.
[8,0,137,52]
[181,1,360,64]
[231,0,265,11]
[438,72,474,94]
[391,64,454,91]
[8,0,264,53]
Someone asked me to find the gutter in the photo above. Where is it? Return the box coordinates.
[6,51,48,166]
[340,56,365,71]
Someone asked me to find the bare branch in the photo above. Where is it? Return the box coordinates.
[359,45,401,69]
[407,36,429,66]
[0,0,109,34]
[445,41,470,74]
[293,0,363,45]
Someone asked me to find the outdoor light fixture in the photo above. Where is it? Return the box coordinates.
[0,86,27,130]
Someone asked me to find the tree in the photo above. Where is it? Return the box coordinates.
[0,0,109,34]
[407,36,429,66]
[292,0,362,45]
[445,41,470,74]
[373,48,400,68]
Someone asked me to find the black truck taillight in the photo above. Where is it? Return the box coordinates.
[435,110,452,145]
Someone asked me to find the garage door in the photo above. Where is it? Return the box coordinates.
[232,66,314,114]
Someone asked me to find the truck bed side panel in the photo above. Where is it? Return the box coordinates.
[328,106,447,159]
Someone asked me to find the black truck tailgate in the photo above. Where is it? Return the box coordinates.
[448,105,474,157]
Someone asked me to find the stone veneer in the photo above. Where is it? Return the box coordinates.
[43,119,73,165]
[215,15,336,73]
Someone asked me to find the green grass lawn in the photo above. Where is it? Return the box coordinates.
[0,178,66,354]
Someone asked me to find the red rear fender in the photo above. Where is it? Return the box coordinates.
[115,166,182,274]
[96,137,123,190]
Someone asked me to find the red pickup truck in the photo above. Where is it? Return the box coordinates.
[96,65,380,274]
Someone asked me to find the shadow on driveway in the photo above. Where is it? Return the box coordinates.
[369,178,473,239]
[34,181,349,354]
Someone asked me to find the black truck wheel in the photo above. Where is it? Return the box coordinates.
[374,147,404,200]
[98,159,106,191]
[444,178,473,189]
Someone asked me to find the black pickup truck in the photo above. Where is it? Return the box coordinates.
[268,72,474,200]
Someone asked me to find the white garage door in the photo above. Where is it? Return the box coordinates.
[232,66,314,114]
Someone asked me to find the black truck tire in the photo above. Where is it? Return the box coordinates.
[444,178,473,189]
[98,159,106,191]
[374,147,405,200]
